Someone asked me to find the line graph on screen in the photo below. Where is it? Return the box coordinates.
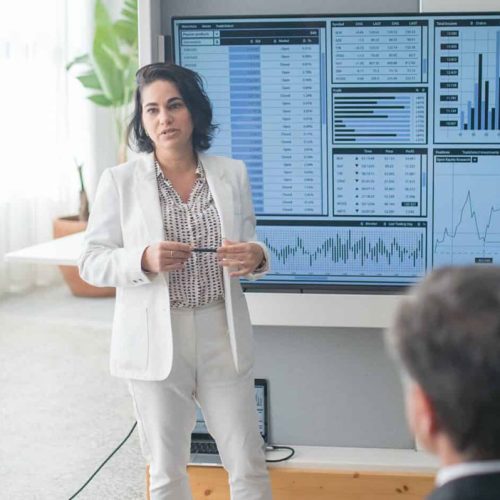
[257,223,426,278]
[433,152,500,266]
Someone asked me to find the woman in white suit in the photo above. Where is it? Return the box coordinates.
[78,63,272,500]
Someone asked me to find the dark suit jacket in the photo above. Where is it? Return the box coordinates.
[427,472,500,500]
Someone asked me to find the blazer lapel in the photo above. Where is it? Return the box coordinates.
[134,153,165,242]
[133,153,235,242]
[201,154,234,240]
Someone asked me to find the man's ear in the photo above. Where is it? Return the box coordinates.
[405,381,439,453]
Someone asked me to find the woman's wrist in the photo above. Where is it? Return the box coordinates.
[253,247,267,273]
[141,246,151,272]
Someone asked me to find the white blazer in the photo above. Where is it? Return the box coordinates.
[78,153,269,381]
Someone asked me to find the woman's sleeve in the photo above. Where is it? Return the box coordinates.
[78,168,153,288]
[238,160,270,280]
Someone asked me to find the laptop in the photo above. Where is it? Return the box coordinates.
[189,379,268,465]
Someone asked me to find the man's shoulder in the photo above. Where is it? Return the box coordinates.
[427,472,500,500]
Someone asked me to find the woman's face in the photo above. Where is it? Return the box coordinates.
[141,79,194,153]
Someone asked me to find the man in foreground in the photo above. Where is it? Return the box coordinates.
[386,266,500,500]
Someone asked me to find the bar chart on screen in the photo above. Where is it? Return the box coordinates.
[434,18,500,143]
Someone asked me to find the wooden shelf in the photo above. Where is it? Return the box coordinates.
[187,466,435,500]
[145,447,438,499]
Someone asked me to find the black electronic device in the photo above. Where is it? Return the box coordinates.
[189,378,268,465]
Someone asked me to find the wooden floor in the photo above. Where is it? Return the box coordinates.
[146,465,435,499]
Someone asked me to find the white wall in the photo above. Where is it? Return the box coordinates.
[421,0,500,12]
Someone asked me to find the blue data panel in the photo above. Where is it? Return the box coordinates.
[331,19,428,84]
[256,222,426,286]
[434,19,500,143]
[172,13,500,290]
[332,88,427,144]
[333,148,427,217]
[433,149,500,266]
[177,23,327,217]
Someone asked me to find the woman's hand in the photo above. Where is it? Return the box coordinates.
[217,240,265,277]
[141,241,192,273]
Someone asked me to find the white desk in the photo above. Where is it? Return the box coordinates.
[270,445,437,472]
[5,233,404,328]
[5,232,84,266]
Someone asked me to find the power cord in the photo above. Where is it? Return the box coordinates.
[68,421,137,499]
[265,445,295,462]
[68,422,296,498]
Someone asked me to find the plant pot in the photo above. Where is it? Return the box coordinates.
[53,216,115,298]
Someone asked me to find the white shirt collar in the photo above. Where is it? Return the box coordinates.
[154,157,204,180]
[436,460,500,486]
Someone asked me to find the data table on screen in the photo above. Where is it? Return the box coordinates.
[333,148,428,217]
[331,20,428,84]
[178,23,327,216]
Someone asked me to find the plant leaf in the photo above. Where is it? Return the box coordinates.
[101,43,128,72]
[122,0,138,22]
[114,19,137,45]
[66,53,90,71]
[77,71,102,91]
[67,0,138,113]
[122,56,139,105]
[115,0,137,44]
[91,0,124,104]
[88,94,113,107]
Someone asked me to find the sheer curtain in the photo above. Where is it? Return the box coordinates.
[0,1,85,294]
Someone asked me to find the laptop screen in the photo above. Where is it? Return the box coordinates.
[192,379,268,443]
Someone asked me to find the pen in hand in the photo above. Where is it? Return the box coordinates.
[192,248,217,253]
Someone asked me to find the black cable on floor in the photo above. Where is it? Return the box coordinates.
[265,445,295,462]
[68,421,137,499]
[67,421,295,498]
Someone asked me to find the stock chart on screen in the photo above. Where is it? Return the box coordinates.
[172,12,500,290]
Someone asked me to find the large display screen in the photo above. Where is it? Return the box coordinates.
[172,12,500,290]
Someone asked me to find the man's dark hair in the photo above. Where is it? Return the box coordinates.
[127,63,216,153]
[387,266,500,460]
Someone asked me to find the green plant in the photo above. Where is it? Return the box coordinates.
[67,0,138,161]
[75,158,89,221]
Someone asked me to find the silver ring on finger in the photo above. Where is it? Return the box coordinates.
[170,250,173,258]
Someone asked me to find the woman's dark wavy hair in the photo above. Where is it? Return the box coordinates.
[127,63,217,153]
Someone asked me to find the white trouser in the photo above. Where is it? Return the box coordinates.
[128,300,272,500]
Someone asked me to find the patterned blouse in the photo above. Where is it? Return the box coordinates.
[155,159,225,309]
